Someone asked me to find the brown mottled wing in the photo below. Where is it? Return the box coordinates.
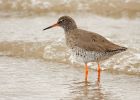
[74,29,123,52]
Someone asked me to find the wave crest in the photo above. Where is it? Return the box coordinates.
[0,0,140,18]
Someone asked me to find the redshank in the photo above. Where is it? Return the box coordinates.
[43,16,127,82]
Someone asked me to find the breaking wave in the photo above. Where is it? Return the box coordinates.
[0,41,139,76]
[0,0,140,18]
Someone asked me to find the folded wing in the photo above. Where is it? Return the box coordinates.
[74,29,127,52]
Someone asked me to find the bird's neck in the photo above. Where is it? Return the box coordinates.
[63,24,77,32]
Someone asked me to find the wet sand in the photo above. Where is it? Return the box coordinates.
[0,57,139,100]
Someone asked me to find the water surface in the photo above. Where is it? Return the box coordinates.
[0,57,139,100]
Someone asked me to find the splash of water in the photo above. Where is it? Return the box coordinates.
[0,40,139,76]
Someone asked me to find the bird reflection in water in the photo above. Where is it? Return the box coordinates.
[69,80,109,100]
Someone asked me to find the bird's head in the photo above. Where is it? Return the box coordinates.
[43,16,77,32]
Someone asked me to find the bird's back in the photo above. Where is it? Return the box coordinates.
[66,29,127,52]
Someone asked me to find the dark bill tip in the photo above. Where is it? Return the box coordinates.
[43,23,59,31]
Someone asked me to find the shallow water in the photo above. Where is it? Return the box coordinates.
[0,57,139,100]
[0,12,140,99]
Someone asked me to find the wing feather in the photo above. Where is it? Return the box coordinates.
[72,29,123,52]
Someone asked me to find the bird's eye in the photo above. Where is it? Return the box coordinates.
[60,19,64,22]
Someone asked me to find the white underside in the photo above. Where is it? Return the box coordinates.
[69,47,112,63]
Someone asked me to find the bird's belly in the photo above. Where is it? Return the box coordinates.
[69,47,111,63]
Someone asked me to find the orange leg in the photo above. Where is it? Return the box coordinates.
[97,63,101,82]
[85,64,88,81]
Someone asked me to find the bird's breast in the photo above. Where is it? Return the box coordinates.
[65,34,77,48]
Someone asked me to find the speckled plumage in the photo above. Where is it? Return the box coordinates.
[69,45,125,64]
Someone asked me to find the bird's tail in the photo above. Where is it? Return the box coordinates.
[107,46,127,53]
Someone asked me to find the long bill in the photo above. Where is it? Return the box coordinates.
[43,23,59,31]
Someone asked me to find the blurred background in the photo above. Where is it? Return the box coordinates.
[0,0,140,18]
[0,0,140,100]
